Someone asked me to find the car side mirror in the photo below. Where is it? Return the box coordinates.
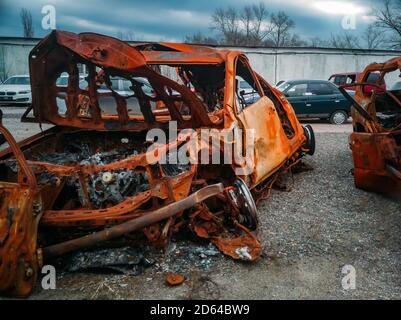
[240,90,245,96]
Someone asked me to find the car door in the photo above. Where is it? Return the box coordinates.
[284,83,309,116]
[234,57,292,186]
[330,83,351,113]
[306,82,338,117]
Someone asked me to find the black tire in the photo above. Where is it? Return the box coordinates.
[330,110,348,125]
[303,125,316,156]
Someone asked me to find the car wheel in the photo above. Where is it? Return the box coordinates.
[227,178,259,231]
[303,125,315,156]
[330,110,348,125]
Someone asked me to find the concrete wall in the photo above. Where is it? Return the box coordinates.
[0,38,37,81]
[232,46,401,87]
[1,37,401,86]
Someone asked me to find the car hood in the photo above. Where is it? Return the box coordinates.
[0,84,31,92]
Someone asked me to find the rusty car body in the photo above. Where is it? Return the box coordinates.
[0,30,314,297]
[339,57,401,194]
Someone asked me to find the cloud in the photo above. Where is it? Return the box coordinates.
[0,0,380,40]
[59,16,120,34]
[311,0,370,16]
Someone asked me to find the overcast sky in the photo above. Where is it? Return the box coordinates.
[0,0,382,42]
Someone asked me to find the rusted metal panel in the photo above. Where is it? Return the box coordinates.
[0,30,313,297]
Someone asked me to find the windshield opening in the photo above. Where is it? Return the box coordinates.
[4,77,30,85]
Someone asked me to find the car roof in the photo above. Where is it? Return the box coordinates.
[330,72,360,76]
[7,75,30,78]
[283,79,334,85]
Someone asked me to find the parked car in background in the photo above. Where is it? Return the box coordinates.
[0,75,31,105]
[329,71,384,93]
[56,74,88,88]
[329,72,358,89]
[277,80,352,124]
[275,80,285,88]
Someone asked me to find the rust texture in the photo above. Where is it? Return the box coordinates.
[0,30,314,297]
[340,57,401,194]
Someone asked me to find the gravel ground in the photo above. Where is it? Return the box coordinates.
[1,106,401,300]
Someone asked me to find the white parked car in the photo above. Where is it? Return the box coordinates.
[0,75,32,104]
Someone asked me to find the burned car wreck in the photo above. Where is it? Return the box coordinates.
[339,57,401,194]
[0,30,314,297]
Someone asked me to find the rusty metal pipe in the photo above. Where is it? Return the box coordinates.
[43,183,224,258]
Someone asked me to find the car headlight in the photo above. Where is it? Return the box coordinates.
[18,90,31,94]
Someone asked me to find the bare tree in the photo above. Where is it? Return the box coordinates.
[211,7,241,45]
[240,5,254,45]
[185,31,218,45]
[287,34,308,47]
[267,11,295,47]
[116,30,136,41]
[0,47,11,83]
[373,0,401,48]
[20,8,34,38]
[250,3,271,45]
[193,4,305,47]
[329,32,361,49]
[363,24,386,49]
[308,36,328,48]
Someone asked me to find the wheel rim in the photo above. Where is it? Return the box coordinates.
[229,178,259,230]
[333,112,346,124]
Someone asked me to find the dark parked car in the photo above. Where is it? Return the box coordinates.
[277,80,352,124]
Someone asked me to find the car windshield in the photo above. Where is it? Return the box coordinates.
[366,72,380,83]
[4,77,30,85]
[277,82,292,92]
[240,80,253,90]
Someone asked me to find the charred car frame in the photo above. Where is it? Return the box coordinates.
[0,31,314,297]
[339,57,401,194]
